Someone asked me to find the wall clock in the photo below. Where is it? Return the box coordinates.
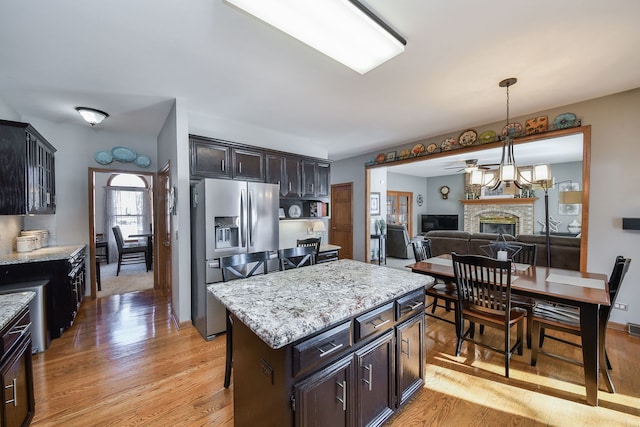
[440,186,450,199]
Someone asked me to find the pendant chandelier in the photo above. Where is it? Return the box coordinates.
[470,78,552,190]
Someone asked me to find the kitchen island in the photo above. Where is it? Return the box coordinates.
[208,259,434,427]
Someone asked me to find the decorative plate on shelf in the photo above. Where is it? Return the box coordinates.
[458,129,477,146]
[478,130,497,144]
[111,146,137,162]
[426,143,438,153]
[398,148,411,159]
[501,122,522,137]
[525,115,548,134]
[411,143,425,156]
[440,137,455,151]
[376,153,386,163]
[95,151,113,165]
[553,112,577,129]
[288,205,302,218]
[134,155,151,168]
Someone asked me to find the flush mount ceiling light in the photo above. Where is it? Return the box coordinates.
[75,107,109,126]
[225,0,406,74]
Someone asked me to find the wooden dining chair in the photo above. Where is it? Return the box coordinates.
[486,241,537,348]
[220,250,271,388]
[278,246,316,270]
[296,237,321,257]
[531,256,631,392]
[412,240,458,327]
[452,253,526,378]
[112,225,148,276]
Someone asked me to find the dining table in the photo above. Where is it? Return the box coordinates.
[407,254,610,406]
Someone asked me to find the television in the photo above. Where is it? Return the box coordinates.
[420,214,459,234]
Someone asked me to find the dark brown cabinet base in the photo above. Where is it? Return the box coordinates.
[231,288,424,427]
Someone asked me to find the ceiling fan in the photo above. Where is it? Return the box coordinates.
[445,159,497,173]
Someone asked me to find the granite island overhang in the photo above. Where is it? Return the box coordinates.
[208,259,435,426]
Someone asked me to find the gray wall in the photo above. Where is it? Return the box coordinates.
[332,88,640,325]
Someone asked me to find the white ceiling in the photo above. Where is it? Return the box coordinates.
[0,0,638,161]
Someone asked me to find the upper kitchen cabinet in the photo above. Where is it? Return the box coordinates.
[0,119,56,215]
[190,136,264,181]
[302,160,330,198]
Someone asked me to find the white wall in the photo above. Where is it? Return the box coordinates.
[332,88,640,325]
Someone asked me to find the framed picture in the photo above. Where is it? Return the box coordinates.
[370,192,381,215]
[386,151,396,162]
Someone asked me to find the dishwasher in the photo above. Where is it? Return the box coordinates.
[0,280,50,353]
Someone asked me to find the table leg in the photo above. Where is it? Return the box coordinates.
[580,303,599,406]
[146,236,153,271]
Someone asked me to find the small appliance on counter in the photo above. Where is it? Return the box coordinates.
[20,229,49,248]
[16,235,37,252]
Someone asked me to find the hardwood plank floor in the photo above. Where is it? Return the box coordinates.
[31,290,640,426]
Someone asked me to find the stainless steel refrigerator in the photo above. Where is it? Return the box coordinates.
[191,178,279,340]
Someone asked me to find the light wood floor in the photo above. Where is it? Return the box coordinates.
[31,290,640,426]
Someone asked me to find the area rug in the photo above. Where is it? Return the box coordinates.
[97,261,154,298]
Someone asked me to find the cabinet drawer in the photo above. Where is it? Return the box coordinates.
[395,289,425,323]
[292,321,351,377]
[0,308,30,356]
[355,302,394,341]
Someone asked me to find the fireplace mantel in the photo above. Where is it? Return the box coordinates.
[461,197,537,205]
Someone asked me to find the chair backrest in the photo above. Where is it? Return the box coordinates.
[488,241,536,265]
[220,251,271,282]
[297,238,321,256]
[601,256,631,322]
[112,226,125,250]
[278,246,316,271]
[452,253,513,317]
[412,239,433,262]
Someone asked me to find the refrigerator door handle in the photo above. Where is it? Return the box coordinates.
[240,189,247,248]
[248,189,255,247]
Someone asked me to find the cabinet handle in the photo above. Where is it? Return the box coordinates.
[288,182,292,192]
[401,337,411,359]
[362,364,373,391]
[310,183,314,193]
[403,300,423,313]
[336,380,346,411]
[221,160,225,172]
[5,378,17,406]
[368,317,390,329]
[8,323,31,336]
[238,162,242,174]
[317,341,343,358]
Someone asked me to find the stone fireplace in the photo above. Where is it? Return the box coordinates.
[462,198,536,235]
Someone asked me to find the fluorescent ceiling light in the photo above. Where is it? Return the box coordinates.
[225,0,406,74]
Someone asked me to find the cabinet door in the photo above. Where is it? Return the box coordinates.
[355,331,394,427]
[301,161,316,197]
[316,162,330,198]
[295,355,353,427]
[190,139,231,178]
[233,148,264,181]
[396,314,424,406]
[283,157,301,198]
[266,154,286,196]
[1,340,34,427]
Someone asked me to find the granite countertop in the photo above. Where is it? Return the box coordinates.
[0,245,86,266]
[0,291,35,331]
[208,259,434,349]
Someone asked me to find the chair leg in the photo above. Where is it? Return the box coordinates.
[525,306,533,349]
[531,321,541,366]
[505,324,511,378]
[517,320,524,356]
[431,297,439,313]
[605,350,612,370]
[224,310,233,388]
[116,256,122,276]
[455,319,465,356]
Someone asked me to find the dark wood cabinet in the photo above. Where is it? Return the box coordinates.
[316,162,330,198]
[355,331,394,427]
[233,148,264,181]
[283,156,302,198]
[0,246,86,340]
[302,160,331,199]
[0,119,56,215]
[396,314,424,406]
[0,307,35,427]
[266,154,285,194]
[191,139,230,178]
[295,355,354,427]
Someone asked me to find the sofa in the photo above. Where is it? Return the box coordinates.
[386,223,412,259]
[422,230,580,270]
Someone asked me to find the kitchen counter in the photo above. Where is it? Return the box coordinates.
[0,291,34,331]
[0,245,86,265]
[208,259,433,349]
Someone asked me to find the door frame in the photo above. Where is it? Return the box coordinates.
[87,167,158,299]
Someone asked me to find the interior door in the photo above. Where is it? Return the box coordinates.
[330,183,353,260]
[387,190,413,236]
[158,164,172,299]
